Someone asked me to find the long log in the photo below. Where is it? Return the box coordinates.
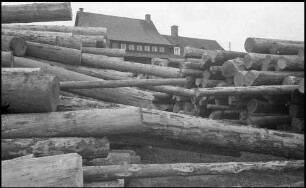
[298,79,304,93]
[244,37,304,54]
[81,53,181,78]
[183,47,205,58]
[82,47,125,57]
[2,106,304,158]
[26,41,82,66]
[1,2,72,23]
[1,137,109,160]
[282,76,303,85]
[55,36,82,50]
[269,42,304,55]
[82,160,304,181]
[201,50,217,66]
[2,153,83,187]
[196,85,299,97]
[221,58,246,77]
[244,70,304,86]
[168,58,185,68]
[247,98,288,114]
[152,57,168,67]
[60,78,187,89]
[13,56,156,108]
[247,115,292,128]
[180,61,203,70]
[208,110,240,120]
[146,86,195,97]
[2,24,107,36]
[276,56,304,71]
[1,51,14,67]
[211,50,247,66]
[244,53,270,70]
[73,35,106,48]
[83,179,124,187]
[1,35,28,56]
[180,69,204,77]
[1,68,60,113]
[202,79,220,88]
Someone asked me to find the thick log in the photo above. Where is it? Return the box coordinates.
[289,105,304,118]
[73,35,106,48]
[81,53,181,78]
[291,118,304,133]
[233,71,248,86]
[298,79,304,93]
[146,86,195,97]
[1,2,72,23]
[55,36,82,50]
[247,98,288,114]
[1,69,60,113]
[244,70,304,86]
[276,56,304,71]
[83,160,304,181]
[183,47,205,58]
[247,115,292,128]
[208,110,240,120]
[207,104,231,110]
[180,61,203,70]
[1,35,28,56]
[2,24,107,36]
[201,50,217,66]
[2,153,83,187]
[26,41,82,66]
[168,58,185,68]
[211,50,247,66]
[1,51,14,67]
[60,78,187,89]
[282,76,303,85]
[202,79,220,88]
[83,179,124,187]
[13,56,156,108]
[298,48,304,57]
[244,37,304,54]
[82,47,125,57]
[180,68,204,77]
[196,85,299,97]
[221,58,246,77]
[1,137,109,160]
[244,53,270,70]
[269,42,304,55]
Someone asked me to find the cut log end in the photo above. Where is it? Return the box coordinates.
[298,79,304,93]
[49,76,61,112]
[247,98,258,114]
[11,37,28,57]
[244,38,255,52]
[233,72,245,87]
[277,58,287,70]
[244,53,253,69]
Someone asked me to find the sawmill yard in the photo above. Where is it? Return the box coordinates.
[1,2,304,187]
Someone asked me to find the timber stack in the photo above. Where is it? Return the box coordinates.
[1,2,304,187]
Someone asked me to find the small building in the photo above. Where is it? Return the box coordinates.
[75,9,172,63]
[162,25,224,58]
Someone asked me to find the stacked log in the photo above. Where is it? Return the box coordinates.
[2,35,28,56]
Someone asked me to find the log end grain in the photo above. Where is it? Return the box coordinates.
[247,98,257,114]
[244,70,260,86]
[244,38,255,52]
[277,57,287,70]
[48,75,61,112]
[11,37,28,57]
[244,53,253,69]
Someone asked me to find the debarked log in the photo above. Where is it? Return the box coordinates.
[1,34,28,56]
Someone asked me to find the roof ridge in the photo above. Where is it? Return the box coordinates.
[162,34,217,42]
[80,11,145,22]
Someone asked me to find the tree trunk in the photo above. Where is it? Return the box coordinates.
[208,110,240,120]
[180,69,204,77]
[291,118,304,134]
[221,58,246,77]
[82,47,125,57]
[83,160,304,181]
[247,115,292,128]
[282,76,303,85]
[1,69,60,113]
[244,53,270,70]
[55,36,82,50]
[60,78,187,89]
[168,58,185,68]
[2,24,107,36]
[73,35,106,48]
[201,50,217,67]
[247,98,288,114]
[146,86,195,97]
[183,47,205,58]
[2,153,83,187]
[196,85,299,97]
[298,48,304,57]
[244,37,304,54]
[1,2,72,23]
[276,56,304,71]
[269,42,304,55]
[180,61,204,70]
[1,51,14,67]
[244,70,304,86]
[298,79,304,93]
[211,50,247,66]
[13,56,157,109]
[1,35,28,56]
[26,41,81,66]
[81,53,181,78]
[2,137,109,160]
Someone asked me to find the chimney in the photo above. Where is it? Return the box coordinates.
[145,14,151,23]
[79,8,84,12]
[171,25,178,38]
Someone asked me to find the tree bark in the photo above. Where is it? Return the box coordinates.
[298,79,304,93]
[2,153,83,187]
[55,35,82,50]
[1,35,28,56]
[247,98,288,114]
[196,85,299,97]
[60,78,187,89]
[2,137,109,160]
[1,51,14,67]
[282,76,303,85]
[211,50,247,66]
[13,56,157,109]
[1,69,60,113]
[81,53,181,78]
[244,70,304,86]
[82,47,125,57]
[180,69,204,77]
[146,86,195,97]
[26,41,81,66]
[2,24,107,36]
[1,2,72,23]
[269,42,304,55]
[276,56,304,71]
[83,160,304,181]
[244,53,270,70]
[247,115,292,128]
[221,58,246,77]
[183,47,205,58]
[244,37,304,54]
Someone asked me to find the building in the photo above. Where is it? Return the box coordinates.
[75,9,172,63]
[162,25,224,58]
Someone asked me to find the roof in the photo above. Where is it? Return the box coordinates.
[75,11,172,46]
[162,35,224,50]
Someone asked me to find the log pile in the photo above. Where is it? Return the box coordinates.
[1,2,304,187]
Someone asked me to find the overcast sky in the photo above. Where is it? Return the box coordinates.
[2,2,304,52]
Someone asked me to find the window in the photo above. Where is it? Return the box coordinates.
[112,42,119,49]
[136,45,143,51]
[174,47,180,55]
[159,47,165,53]
[152,46,158,52]
[121,43,126,49]
[144,45,150,52]
[129,44,135,51]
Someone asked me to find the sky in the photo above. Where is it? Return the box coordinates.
[2,2,304,52]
